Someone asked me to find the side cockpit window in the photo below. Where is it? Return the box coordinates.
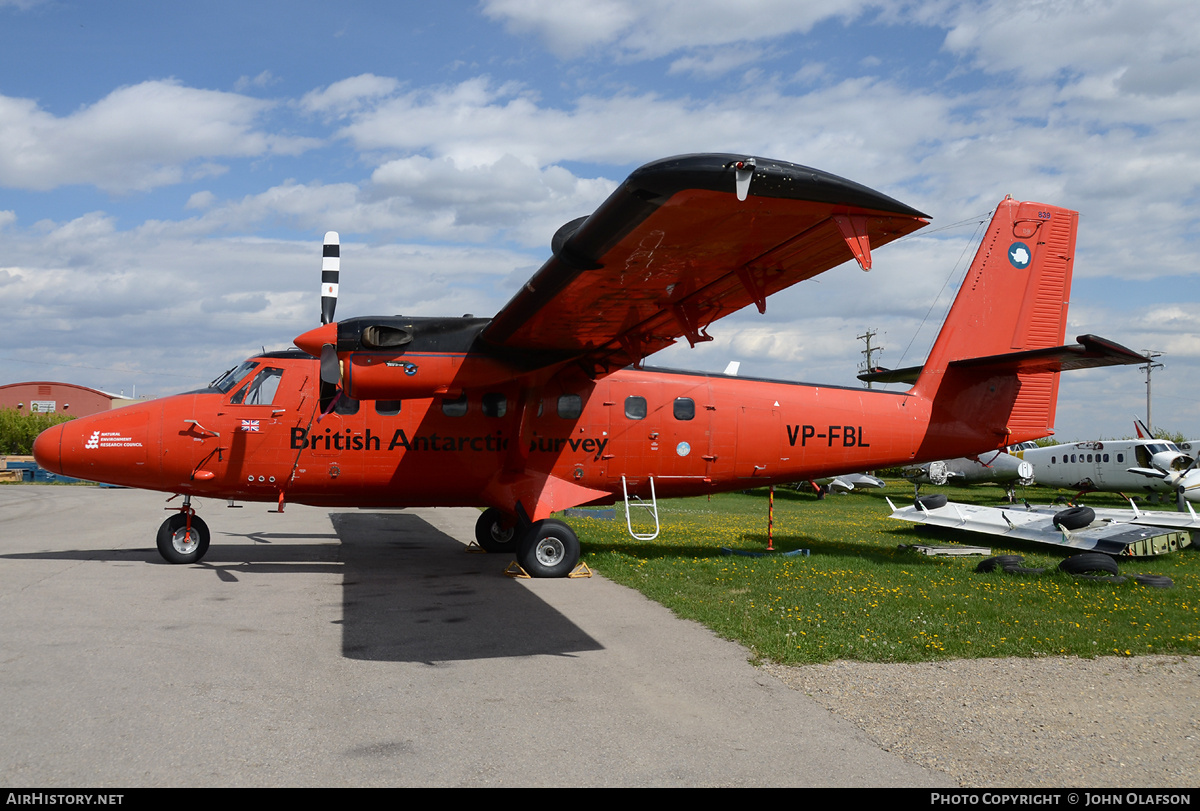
[230,367,284,405]
[211,360,258,394]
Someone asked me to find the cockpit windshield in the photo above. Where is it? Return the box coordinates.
[209,360,259,394]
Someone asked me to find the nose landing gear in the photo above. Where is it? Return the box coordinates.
[157,496,210,564]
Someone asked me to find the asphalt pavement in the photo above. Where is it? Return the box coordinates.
[0,486,951,787]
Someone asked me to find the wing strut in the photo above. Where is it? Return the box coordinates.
[833,214,873,271]
[735,266,768,314]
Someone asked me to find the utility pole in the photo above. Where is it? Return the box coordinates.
[858,329,883,389]
[1140,350,1164,433]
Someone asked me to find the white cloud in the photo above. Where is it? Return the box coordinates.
[667,46,770,79]
[940,0,1200,90]
[234,70,281,92]
[299,73,402,118]
[481,0,880,61]
[0,80,319,192]
[185,190,216,210]
[333,75,953,186]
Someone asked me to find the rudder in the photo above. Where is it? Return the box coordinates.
[919,197,1077,379]
[914,198,1078,446]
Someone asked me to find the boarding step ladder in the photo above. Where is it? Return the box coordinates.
[621,475,660,541]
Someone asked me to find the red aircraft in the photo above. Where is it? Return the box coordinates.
[32,154,1143,576]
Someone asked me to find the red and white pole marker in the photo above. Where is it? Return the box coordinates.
[767,485,775,551]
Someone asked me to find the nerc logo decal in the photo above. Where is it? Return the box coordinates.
[84,431,143,449]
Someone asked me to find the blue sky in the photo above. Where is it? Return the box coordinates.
[2,0,1198,441]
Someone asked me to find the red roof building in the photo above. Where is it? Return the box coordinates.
[0,382,136,417]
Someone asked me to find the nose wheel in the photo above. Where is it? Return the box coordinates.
[156,512,211,564]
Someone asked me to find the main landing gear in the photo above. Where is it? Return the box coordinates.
[156,496,210,564]
[473,509,581,578]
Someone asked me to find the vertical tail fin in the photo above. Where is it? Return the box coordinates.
[914,198,1078,444]
[919,197,1077,375]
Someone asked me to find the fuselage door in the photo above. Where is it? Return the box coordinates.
[735,404,783,479]
[213,364,303,493]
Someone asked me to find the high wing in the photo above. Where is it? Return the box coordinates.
[888,499,1195,557]
[482,154,928,372]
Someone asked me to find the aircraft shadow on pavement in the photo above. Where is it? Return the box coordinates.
[330,511,603,664]
[1,509,603,664]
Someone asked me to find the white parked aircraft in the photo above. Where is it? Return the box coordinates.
[1009,439,1200,507]
[902,446,1035,501]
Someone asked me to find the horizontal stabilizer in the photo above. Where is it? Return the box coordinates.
[858,334,1144,385]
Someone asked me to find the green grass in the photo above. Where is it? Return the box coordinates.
[562,483,1200,665]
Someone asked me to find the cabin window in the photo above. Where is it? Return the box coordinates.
[482,393,507,418]
[625,396,647,420]
[334,395,360,415]
[442,394,468,417]
[1051,456,1056,464]
[1117,453,1124,463]
[673,397,695,421]
[1087,454,1093,462]
[1103,453,1109,462]
[557,394,582,419]
[230,367,283,405]
[375,400,402,416]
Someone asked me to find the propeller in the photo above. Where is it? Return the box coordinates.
[1129,448,1200,511]
[295,231,343,413]
[1174,457,1200,511]
[320,231,339,325]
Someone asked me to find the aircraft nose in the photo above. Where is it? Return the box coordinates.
[32,422,64,474]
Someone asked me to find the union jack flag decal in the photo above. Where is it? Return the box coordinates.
[240,419,260,432]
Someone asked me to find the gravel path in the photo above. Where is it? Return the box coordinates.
[763,656,1199,788]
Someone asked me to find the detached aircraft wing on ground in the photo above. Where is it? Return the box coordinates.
[888,498,1194,557]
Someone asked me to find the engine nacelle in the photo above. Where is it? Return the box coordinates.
[343,353,518,400]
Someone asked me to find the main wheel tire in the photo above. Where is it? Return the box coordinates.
[475,508,518,554]
[1132,573,1174,589]
[1052,506,1095,530]
[914,494,948,510]
[1059,552,1119,576]
[975,555,1025,573]
[517,519,580,578]
[156,513,210,564]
